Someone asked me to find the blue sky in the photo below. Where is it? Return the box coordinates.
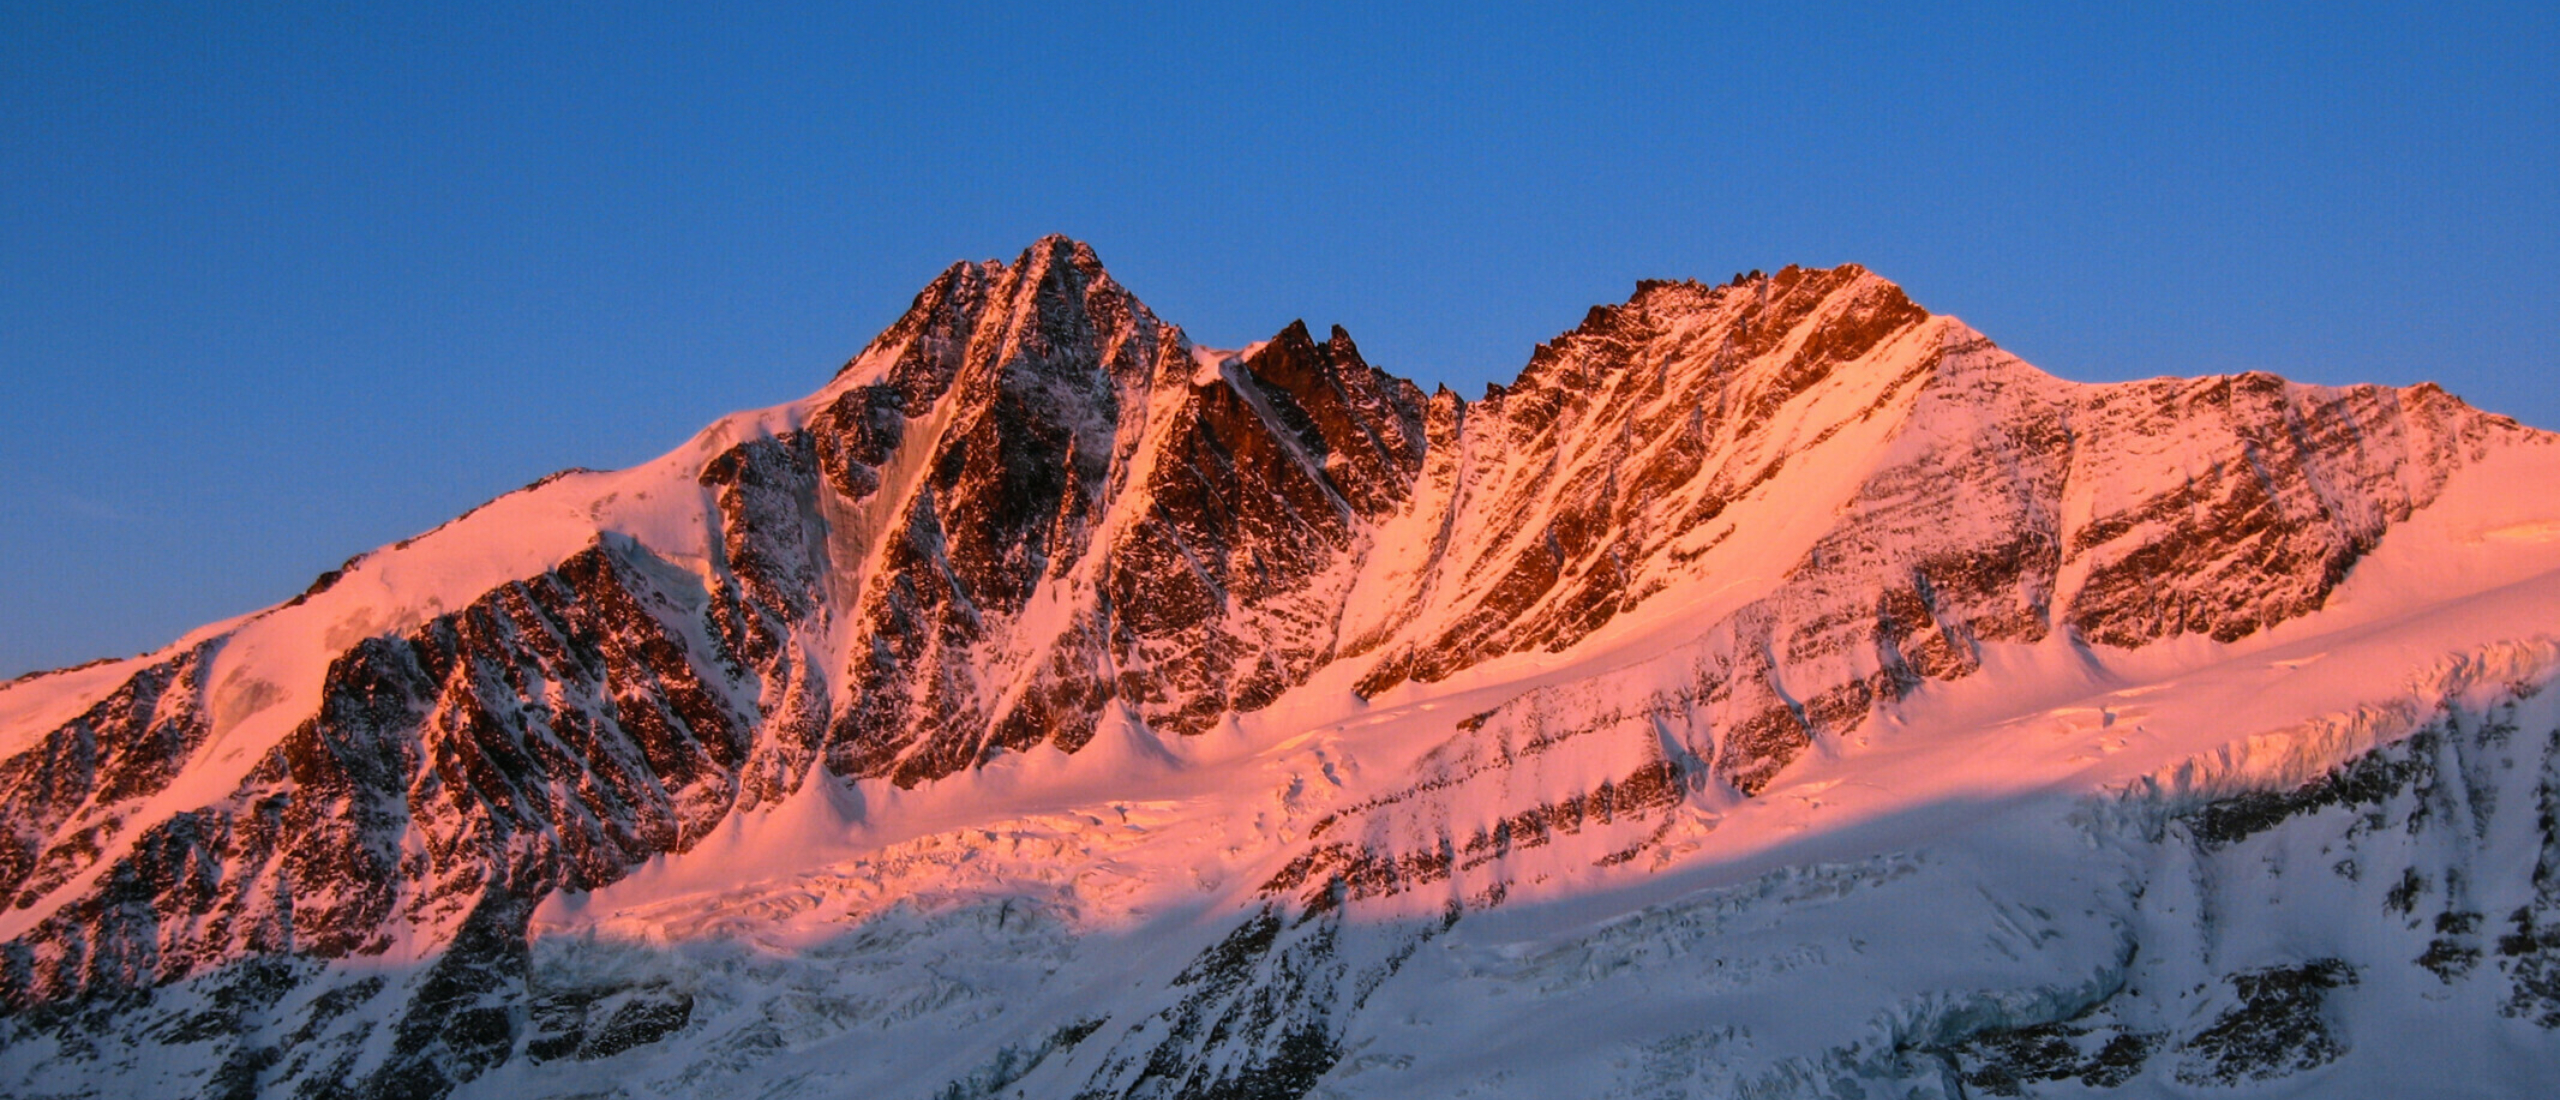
[4,2,2554,677]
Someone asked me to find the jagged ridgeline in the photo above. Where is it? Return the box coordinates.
[0,236,2550,1100]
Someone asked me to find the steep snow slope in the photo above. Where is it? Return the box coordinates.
[1,238,2554,1099]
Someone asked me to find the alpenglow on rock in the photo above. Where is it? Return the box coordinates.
[4,237,2558,1099]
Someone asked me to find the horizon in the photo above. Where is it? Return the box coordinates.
[6,3,2555,677]
[5,236,2531,684]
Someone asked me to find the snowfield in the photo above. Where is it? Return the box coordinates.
[477,441,2560,1100]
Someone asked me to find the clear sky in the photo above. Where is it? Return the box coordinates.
[4,2,2554,677]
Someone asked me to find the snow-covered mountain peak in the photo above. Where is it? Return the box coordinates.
[5,240,2556,1099]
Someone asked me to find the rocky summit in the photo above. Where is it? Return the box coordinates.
[5,236,2559,1099]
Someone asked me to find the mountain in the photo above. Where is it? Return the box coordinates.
[4,236,2558,1099]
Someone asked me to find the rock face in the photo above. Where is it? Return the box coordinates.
[0,237,2547,1100]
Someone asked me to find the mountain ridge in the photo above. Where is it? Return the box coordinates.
[3,236,2556,1100]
